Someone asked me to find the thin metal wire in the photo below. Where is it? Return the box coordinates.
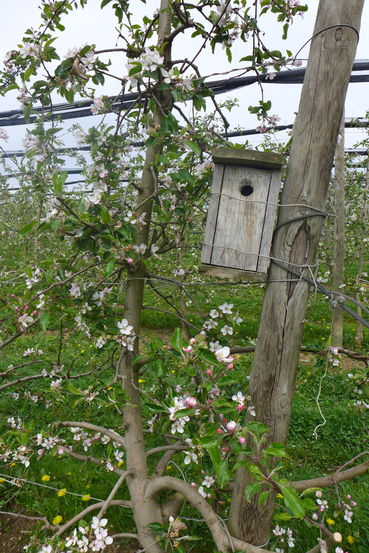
[209,192,335,217]
[0,472,132,509]
[202,242,319,271]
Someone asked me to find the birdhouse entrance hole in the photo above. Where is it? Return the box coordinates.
[240,180,254,196]
[200,147,284,282]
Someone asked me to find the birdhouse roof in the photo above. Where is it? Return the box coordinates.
[212,147,284,169]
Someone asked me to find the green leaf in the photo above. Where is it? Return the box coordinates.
[104,259,115,276]
[19,220,38,235]
[184,140,201,155]
[207,446,221,472]
[67,383,81,395]
[197,348,217,365]
[100,205,112,223]
[171,328,183,352]
[279,485,306,518]
[39,312,50,331]
[218,460,230,487]
[245,481,262,501]
[301,498,317,511]
[274,512,293,521]
[196,436,220,448]
[263,443,289,459]
[175,408,195,418]
[246,463,264,479]
[300,487,323,497]
[52,170,68,195]
[246,421,269,436]
[148,522,166,535]
[23,103,32,123]
[64,88,75,103]
[258,490,271,506]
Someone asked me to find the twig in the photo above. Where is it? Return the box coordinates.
[97,470,132,519]
[53,500,132,537]
[0,510,52,529]
[111,532,138,539]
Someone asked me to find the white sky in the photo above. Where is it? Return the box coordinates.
[0,0,368,153]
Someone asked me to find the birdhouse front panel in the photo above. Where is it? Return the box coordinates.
[201,148,283,281]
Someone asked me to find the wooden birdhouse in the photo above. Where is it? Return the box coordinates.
[200,148,284,282]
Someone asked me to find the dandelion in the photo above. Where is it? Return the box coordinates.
[57,488,67,497]
[41,474,50,482]
[81,494,91,501]
[52,515,63,525]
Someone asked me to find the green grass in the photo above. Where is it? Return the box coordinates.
[0,266,368,552]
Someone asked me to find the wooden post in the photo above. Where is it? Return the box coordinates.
[229,0,365,545]
[332,112,345,346]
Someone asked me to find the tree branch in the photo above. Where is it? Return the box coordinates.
[97,470,132,519]
[57,421,125,447]
[145,476,273,553]
[294,455,369,491]
[53,500,132,537]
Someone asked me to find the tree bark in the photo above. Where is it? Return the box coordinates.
[117,2,174,552]
[332,112,345,346]
[229,0,364,545]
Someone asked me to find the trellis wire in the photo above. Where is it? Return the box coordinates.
[0,472,132,510]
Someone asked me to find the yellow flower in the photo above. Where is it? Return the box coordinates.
[166,465,171,470]
[52,515,63,525]
[57,488,67,497]
[347,536,355,544]
[138,379,145,383]
[42,475,50,482]
[10,463,16,467]
[81,494,91,501]
[326,518,335,526]
[80,349,85,353]
[0,478,5,483]
[276,493,283,498]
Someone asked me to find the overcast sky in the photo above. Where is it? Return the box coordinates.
[1,0,368,152]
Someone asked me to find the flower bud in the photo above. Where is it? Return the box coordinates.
[226,420,237,432]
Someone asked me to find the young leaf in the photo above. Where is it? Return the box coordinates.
[258,490,271,506]
[171,328,183,352]
[245,481,262,502]
[40,311,50,331]
[279,485,306,518]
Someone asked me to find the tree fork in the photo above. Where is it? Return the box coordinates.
[229,0,364,544]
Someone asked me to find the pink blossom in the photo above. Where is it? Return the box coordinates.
[238,437,246,444]
[185,397,197,408]
[226,420,237,432]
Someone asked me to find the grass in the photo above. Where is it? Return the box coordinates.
[0,256,368,552]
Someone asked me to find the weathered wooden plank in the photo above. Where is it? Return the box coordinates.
[199,264,267,282]
[201,164,225,264]
[213,147,284,169]
[257,169,281,273]
[210,165,274,271]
